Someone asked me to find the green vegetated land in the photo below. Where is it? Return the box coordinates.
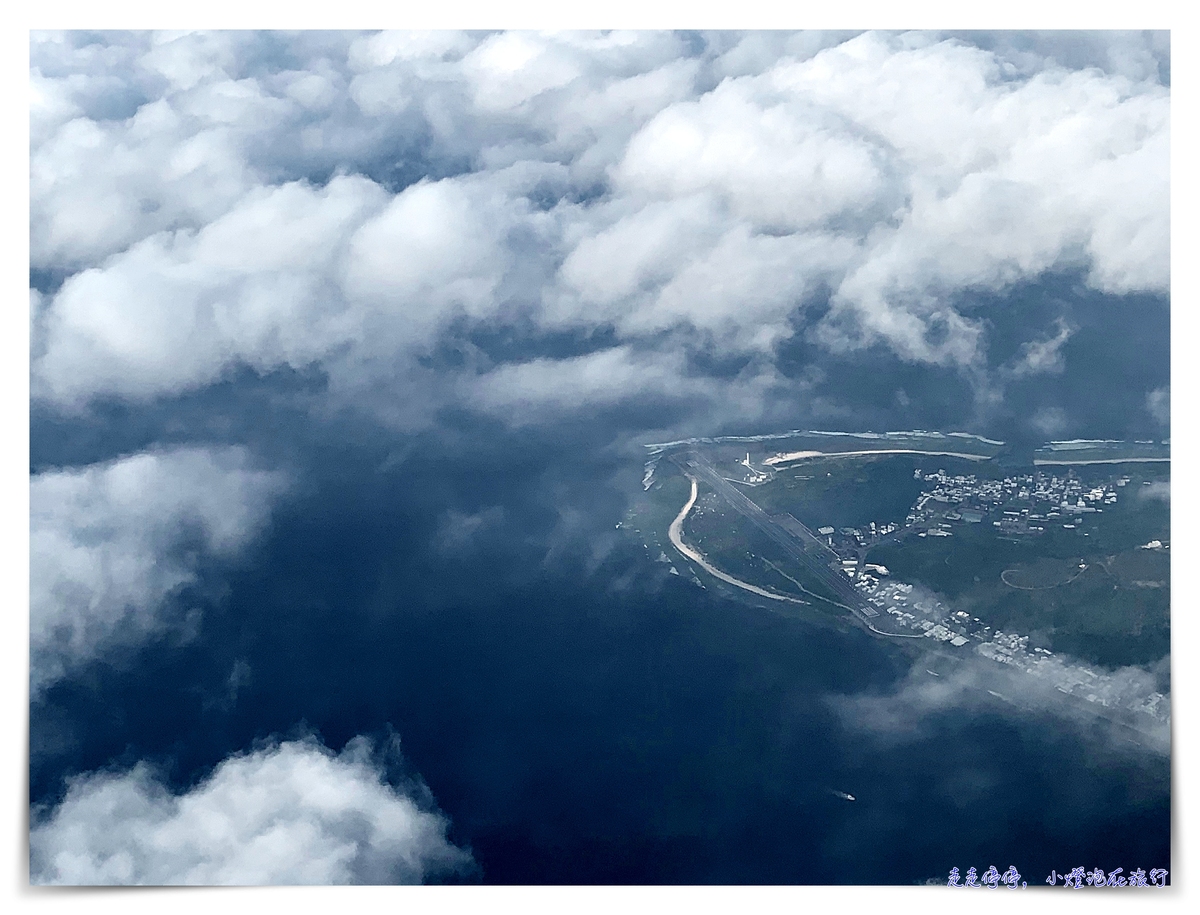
[751,453,944,529]
[750,431,1004,460]
[682,487,846,608]
[865,465,1170,669]
[630,461,847,612]
[630,451,1168,670]
[1034,440,1170,463]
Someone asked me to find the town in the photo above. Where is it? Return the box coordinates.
[822,468,1169,726]
[907,468,1123,539]
[858,576,1168,724]
[632,447,1169,731]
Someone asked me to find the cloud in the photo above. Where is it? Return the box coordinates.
[550,196,855,351]
[30,735,474,885]
[435,505,507,552]
[31,31,276,271]
[340,173,523,327]
[778,32,1169,363]
[1006,317,1075,377]
[613,75,892,232]
[827,649,1169,756]
[1146,386,1169,427]
[33,175,389,405]
[1030,406,1070,437]
[27,31,1172,886]
[30,446,288,692]
[950,30,1170,86]
[466,346,696,416]
[30,30,1169,427]
[1138,481,1169,503]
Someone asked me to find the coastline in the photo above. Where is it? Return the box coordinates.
[765,448,993,466]
[667,476,808,605]
[1032,457,1171,466]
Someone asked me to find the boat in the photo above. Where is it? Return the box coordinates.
[830,789,856,801]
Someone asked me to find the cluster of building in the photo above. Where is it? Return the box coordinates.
[817,521,900,555]
[905,469,1125,538]
[850,572,1168,724]
[642,450,1168,729]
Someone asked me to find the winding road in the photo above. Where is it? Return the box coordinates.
[667,461,930,640]
[668,476,809,605]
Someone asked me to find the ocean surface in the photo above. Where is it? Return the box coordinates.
[29,435,1170,885]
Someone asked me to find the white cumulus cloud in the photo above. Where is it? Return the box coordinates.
[30,736,474,885]
[30,30,1170,422]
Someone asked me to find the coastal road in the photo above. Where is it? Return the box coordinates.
[670,451,870,615]
[668,476,809,606]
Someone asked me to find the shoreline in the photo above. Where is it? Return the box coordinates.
[668,477,927,641]
[765,449,993,466]
[667,476,808,605]
[1033,457,1170,466]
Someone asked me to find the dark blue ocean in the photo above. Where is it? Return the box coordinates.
[29,430,1170,885]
